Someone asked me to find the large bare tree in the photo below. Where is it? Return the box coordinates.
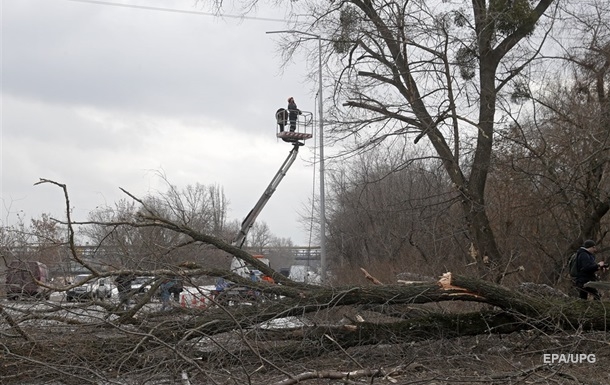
[317,0,558,280]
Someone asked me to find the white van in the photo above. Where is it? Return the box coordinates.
[288,265,321,284]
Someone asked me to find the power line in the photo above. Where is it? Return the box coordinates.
[63,0,289,23]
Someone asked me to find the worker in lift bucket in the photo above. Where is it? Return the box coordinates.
[287,97,301,132]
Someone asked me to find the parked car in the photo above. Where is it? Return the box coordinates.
[288,265,321,284]
[66,275,116,301]
[131,276,154,294]
[6,260,50,300]
[66,274,94,302]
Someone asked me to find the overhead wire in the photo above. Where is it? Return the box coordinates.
[62,0,289,23]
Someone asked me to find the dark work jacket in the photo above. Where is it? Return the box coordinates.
[288,101,300,121]
[574,247,599,284]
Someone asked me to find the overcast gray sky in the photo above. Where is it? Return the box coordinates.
[1,0,323,246]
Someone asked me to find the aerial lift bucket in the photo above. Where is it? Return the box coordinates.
[276,110,314,143]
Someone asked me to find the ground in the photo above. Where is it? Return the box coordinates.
[238,331,610,385]
[3,300,609,384]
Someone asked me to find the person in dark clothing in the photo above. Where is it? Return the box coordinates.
[572,239,607,300]
[159,278,175,311]
[276,108,288,132]
[115,273,135,309]
[168,277,183,302]
[287,97,301,132]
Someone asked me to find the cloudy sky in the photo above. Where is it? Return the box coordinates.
[1,0,324,245]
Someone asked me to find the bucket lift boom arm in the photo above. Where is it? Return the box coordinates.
[233,142,303,250]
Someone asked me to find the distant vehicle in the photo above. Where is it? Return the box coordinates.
[66,274,94,302]
[131,276,154,294]
[6,261,50,300]
[66,275,117,301]
[288,265,321,284]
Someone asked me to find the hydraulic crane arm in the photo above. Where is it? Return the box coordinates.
[233,141,303,249]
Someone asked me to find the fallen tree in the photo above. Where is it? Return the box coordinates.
[3,268,610,384]
[3,180,610,385]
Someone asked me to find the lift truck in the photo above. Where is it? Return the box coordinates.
[214,111,314,305]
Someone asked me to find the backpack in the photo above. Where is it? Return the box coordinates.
[568,252,579,277]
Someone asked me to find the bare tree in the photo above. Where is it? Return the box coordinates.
[248,221,273,253]
[326,146,469,282]
[82,182,234,272]
[317,0,558,280]
[489,0,610,284]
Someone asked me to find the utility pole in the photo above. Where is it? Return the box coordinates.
[266,30,326,282]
